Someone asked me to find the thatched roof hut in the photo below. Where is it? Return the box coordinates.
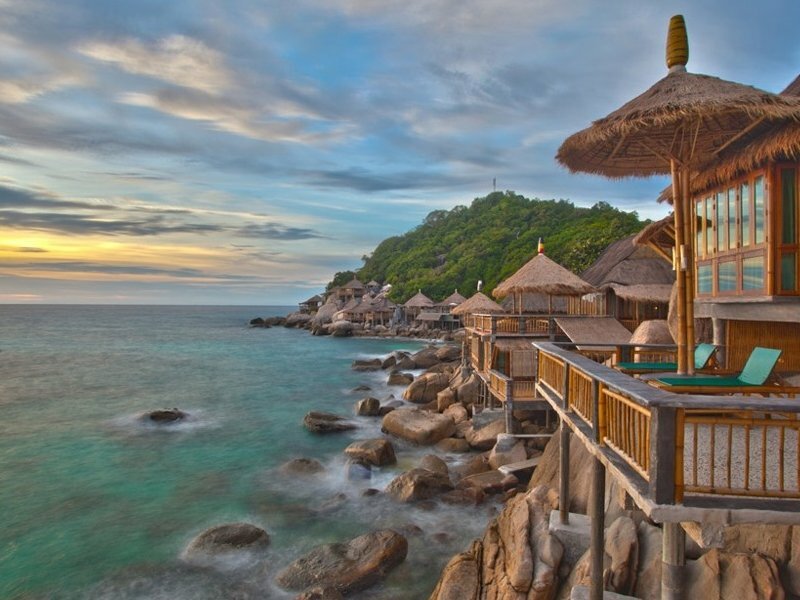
[493,252,595,298]
[403,291,434,308]
[451,292,505,316]
[633,215,675,262]
[608,284,673,304]
[342,278,366,291]
[436,290,467,308]
[581,235,674,289]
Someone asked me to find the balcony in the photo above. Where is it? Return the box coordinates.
[535,341,800,518]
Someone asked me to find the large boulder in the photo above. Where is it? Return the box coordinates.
[303,412,357,434]
[354,397,381,416]
[330,321,353,337]
[352,359,382,372]
[311,301,338,327]
[435,345,462,363]
[344,439,396,467]
[381,408,456,445]
[279,457,325,476]
[183,523,269,563]
[443,403,469,424]
[387,370,414,386]
[436,387,457,412]
[411,346,441,369]
[604,516,639,595]
[274,529,408,595]
[430,486,562,599]
[403,372,451,404]
[488,434,527,470]
[285,312,313,328]
[385,468,453,502]
[465,418,506,451]
[453,373,481,406]
[685,548,786,600]
[418,454,449,476]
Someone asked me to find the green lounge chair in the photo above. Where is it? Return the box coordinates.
[616,343,717,374]
[654,347,782,388]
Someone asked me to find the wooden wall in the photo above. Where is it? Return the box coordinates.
[726,320,800,371]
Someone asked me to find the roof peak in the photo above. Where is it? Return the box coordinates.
[666,15,688,72]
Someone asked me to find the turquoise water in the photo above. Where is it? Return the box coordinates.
[1,306,491,599]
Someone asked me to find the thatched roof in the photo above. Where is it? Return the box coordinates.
[581,235,674,288]
[403,291,434,308]
[366,279,380,287]
[629,319,674,345]
[416,311,444,322]
[555,317,632,347]
[557,68,800,179]
[783,74,800,97]
[657,122,800,202]
[493,252,595,298]
[450,292,505,316]
[342,277,365,290]
[608,283,673,303]
[633,214,675,262]
[301,294,324,304]
[437,290,467,307]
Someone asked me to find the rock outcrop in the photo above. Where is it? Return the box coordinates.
[344,438,396,467]
[385,468,453,502]
[403,372,451,404]
[381,408,456,445]
[303,412,357,434]
[183,522,269,563]
[274,529,408,595]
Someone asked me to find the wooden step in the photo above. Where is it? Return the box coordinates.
[497,456,541,476]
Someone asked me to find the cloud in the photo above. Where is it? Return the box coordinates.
[1,246,48,253]
[304,167,473,192]
[79,35,231,94]
[0,184,109,210]
[236,222,324,240]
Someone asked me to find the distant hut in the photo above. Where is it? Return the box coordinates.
[337,278,366,304]
[436,289,468,312]
[577,234,675,331]
[359,294,396,327]
[451,292,505,328]
[334,297,362,323]
[299,294,324,314]
[493,241,595,314]
[403,290,435,325]
[366,280,382,296]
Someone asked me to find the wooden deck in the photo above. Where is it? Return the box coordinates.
[535,341,800,524]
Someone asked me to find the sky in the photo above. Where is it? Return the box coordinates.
[1,1,799,305]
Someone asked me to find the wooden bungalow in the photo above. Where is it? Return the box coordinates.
[402,290,434,323]
[647,75,800,371]
[336,278,367,304]
[359,294,396,327]
[298,294,324,314]
[575,234,675,331]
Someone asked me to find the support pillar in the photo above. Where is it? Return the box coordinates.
[662,522,685,600]
[559,425,570,525]
[712,317,726,368]
[590,456,606,600]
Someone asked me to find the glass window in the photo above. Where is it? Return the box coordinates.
[697,264,713,294]
[782,169,796,244]
[754,176,765,245]
[705,197,713,254]
[696,201,704,258]
[718,261,737,292]
[742,256,764,291]
[716,191,726,251]
[727,187,737,249]
[740,183,750,247]
[782,253,797,292]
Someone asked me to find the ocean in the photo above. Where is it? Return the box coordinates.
[0,305,492,599]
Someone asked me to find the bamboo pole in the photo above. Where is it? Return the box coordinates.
[559,425,570,525]
[671,160,688,374]
[590,457,606,600]
[682,167,696,374]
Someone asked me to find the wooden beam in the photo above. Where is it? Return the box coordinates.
[560,425,571,525]
[662,522,685,600]
[590,456,606,600]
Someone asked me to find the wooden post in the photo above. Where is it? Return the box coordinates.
[505,380,515,434]
[671,160,688,374]
[682,168,696,374]
[590,456,606,600]
[649,406,677,504]
[662,522,685,600]
[712,317,726,369]
[559,424,570,525]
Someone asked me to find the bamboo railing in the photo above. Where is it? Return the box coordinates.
[535,342,800,508]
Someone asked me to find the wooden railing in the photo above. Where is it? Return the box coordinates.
[535,342,800,508]
[489,370,510,401]
[469,313,568,337]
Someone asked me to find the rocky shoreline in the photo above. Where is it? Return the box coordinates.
[241,319,800,599]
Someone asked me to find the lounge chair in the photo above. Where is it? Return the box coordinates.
[616,343,717,374]
[649,347,783,393]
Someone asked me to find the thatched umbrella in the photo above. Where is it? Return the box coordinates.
[557,15,800,373]
[492,243,595,314]
[437,289,468,309]
[450,292,505,316]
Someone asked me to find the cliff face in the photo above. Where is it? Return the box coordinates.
[429,429,796,600]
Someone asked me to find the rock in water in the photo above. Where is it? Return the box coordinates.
[280,457,325,476]
[381,408,456,445]
[385,468,453,502]
[183,522,269,562]
[354,397,381,416]
[145,408,188,423]
[274,529,408,594]
[344,438,397,467]
[303,412,357,434]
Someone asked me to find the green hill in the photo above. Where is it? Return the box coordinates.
[329,191,650,302]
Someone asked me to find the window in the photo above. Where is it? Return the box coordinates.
[781,253,797,292]
[754,176,765,245]
[740,183,750,248]
[705,197,713,255]
[696,201,705,258]
[697,264,713,294]
[742,256,764,291]
[727,187,737,249]
[716,191,726,251]
[782,169,796,244]
[718,261,737,292]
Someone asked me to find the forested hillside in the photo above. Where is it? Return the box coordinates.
[329,191,650,302]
